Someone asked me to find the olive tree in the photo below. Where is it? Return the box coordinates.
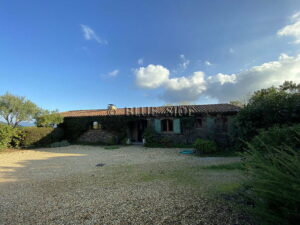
[0,93,40,127]
[35,110,63,127]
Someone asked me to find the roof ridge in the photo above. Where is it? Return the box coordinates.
[64,103,236,113]
[62,104,240,117]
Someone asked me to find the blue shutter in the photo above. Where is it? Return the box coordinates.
[173,119,181,134]
[154,119,161,133]
[206,117,215,129]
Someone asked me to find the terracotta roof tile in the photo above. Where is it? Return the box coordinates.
[62,104,240,118]
[61,104,240,117]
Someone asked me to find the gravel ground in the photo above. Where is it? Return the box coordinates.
[0,145,252,225]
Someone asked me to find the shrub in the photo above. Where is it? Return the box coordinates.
[159,137,173,147]
[243,141,300,225]
[35,110,63,127]
[143,127,159,146]
[0,124,23,149]
[21,127,64,147]
[106,136,117,145]
[249,124,300,153]
[193,138,217,154]
[231,82,300,149]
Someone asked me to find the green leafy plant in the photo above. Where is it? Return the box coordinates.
[243,139,300,225]
[143,126,159,146]
[249,124,300,153]
[230,81,300,149]
[0,124,23,149]
[193,138,217,154]
[0,92,40,127]
[35,110,63,127]
[21,127,64,147]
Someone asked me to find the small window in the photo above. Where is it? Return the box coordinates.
[195,118,202,128]
[92,121,99,129]
[161,119,173,132]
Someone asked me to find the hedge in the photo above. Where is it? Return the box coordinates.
[0,124,23,149]
[21,127,64,147]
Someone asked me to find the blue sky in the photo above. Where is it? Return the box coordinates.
[1,0,300,112]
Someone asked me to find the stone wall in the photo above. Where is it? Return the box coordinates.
[77,129,116,144]
[148,114,234,146]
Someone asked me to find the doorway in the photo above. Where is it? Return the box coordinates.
[128,119,148,142]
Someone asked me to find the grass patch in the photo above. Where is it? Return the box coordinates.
[201,162,244,170]
[104,146,120,150]
[215,182,243,193]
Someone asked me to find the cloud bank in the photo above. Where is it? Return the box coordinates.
[277,12,300,44]
[134,54,300,103]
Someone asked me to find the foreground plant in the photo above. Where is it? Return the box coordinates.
[243,140,300,225]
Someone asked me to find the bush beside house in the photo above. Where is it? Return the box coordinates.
[243,138,300,225]
[193,138,217,154]
[21,127,64,147]
[233,81,300,225]
[0,125,65,149]
[0,124,23,149]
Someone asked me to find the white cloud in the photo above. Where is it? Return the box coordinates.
[135,65,206,102]
[178,54,190,70]
[206,53,300,101]
[277,12,300,44]
[207,73,237,85]
[134,53,300,103]
[101,69,119,78]
[80,24,108,45]
[108,69,119,77]
[229,48,234,53]
[205,60,212,66]
[161,71,207,102]
[137,58,144,65]
[135,64,170,88]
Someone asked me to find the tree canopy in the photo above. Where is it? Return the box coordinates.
[35,110,64,127]
[0,93,40,127]
[230,81,300,147]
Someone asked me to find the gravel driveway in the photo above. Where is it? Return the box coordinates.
[0,145,251,225]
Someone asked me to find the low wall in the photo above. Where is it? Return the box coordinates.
[77,129,115,144]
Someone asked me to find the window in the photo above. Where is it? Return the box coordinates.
[161,119,173,132]
[195,118,203,128]
[92,121,99,129]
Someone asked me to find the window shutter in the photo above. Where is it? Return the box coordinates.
[173,118,181,134]
[154,119,161,133]
[206,117,215,129]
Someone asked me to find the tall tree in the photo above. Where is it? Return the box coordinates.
[0,93,40,127]
[35,110,63,127]
[279,81,300,93]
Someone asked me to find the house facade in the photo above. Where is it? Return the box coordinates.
[62,104,240,146]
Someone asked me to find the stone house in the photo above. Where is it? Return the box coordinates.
[62,104,240,145]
